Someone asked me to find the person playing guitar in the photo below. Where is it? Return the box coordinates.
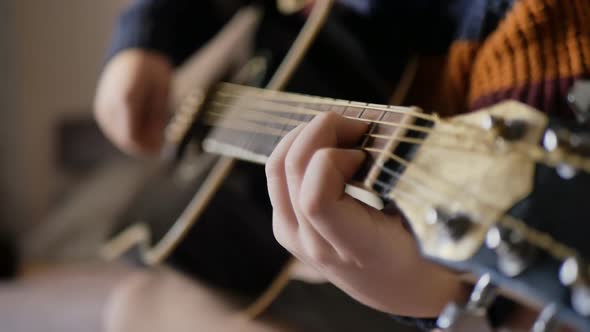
[95,0,590,331]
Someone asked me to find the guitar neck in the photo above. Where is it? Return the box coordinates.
[201,83,421,166]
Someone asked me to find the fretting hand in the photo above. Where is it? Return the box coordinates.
[266,112,469,317]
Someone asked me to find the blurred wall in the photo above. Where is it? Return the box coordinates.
[0,0,129,233]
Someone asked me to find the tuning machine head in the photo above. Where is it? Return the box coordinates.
[426,208,474,241]
[437,274,497,332]
[544,128,590,156]
[567,80,590,124]
[543,127,590,179]
[482,115,528,142]
[531,303,560,332]
[560,257,590,317]
[486,225,538,277]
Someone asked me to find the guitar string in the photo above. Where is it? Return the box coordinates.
[204,115,494,157]
[203,114,583,262]
[209,100,435,133]
[207,98,590,178]
[208,98,584,172]
[215,90,432,120]
[205,112,494,156]
[214,83,584,170]
[363,147,508,211]
[213,85,574,162]
[215,83,436,121]
[208,98,502,151]
[218,85,552,160]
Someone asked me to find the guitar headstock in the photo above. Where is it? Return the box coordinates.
[374,101,590,330]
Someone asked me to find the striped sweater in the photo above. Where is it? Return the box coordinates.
[111,0,590,116]
[404,0,590,117]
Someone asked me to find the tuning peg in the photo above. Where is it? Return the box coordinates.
[481,115,528,141]
[567,80,590,124]
[559,257,590,317]
[530,303,559,332]
[543,129,559,152]
[543,129,578,179]
[542,127,590,179]
[486,226,537,277]
[437,274,496,332]
[544,127,590,154]
[426,208,474,241]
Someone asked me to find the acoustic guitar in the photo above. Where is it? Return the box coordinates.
[104,2,590,331]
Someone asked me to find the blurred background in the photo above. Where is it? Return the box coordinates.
[0,1,157,271]
[1,0,128,237]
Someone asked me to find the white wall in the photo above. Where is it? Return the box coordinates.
[1,0,129,232]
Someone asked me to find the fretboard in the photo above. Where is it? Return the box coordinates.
[202,83,422,168]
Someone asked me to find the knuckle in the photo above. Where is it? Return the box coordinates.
[284,147,306,178]
[299,149,334,218]
[299,190,324,220]
[272,219,294,251]
[314,148,336,165]
[265,155,284,181]
[121,89,138,109]
[304,245,332,267]
[315,111,339,125]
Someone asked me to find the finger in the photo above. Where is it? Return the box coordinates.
[285,112,368,185]
[266,124,306,238]
[284,113,367,253]
[266,125,337,261]
[284,112,367,214]
[299,147,375,263]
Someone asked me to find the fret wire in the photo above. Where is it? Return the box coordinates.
[348,117,430,133]
[330,102,348,125]
[361,105,388,149]
[357,103,367,119]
